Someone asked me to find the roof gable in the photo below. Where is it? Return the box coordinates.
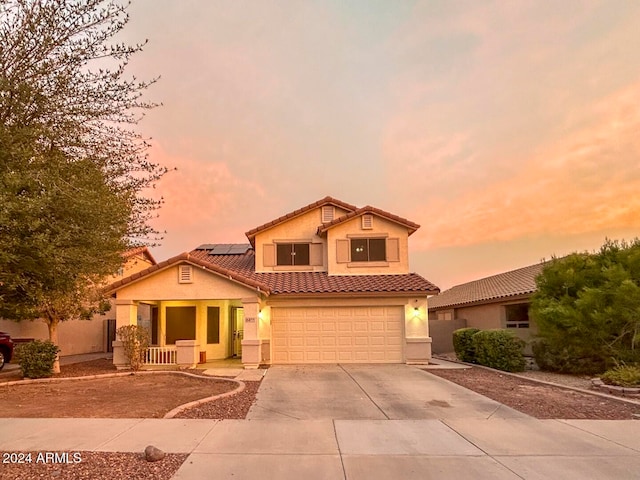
[317,205,420,236]
[245,196,357,246]
[106,251,270,295]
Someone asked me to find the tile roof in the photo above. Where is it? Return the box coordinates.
[244,196,357,245]
[122,246,156,265]
[189,248,440,295]
[316,205,420,236]
[428,262,546,310]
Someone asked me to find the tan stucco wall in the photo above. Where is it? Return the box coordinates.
[254,206,351,273]
[326,216,410,275]
[0,317,106,356]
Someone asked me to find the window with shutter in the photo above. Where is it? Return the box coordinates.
[178,265,193,283]
[361,214,373,229]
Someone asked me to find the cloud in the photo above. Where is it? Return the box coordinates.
[407,81,640,249]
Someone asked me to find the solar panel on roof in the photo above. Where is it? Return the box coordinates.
[195,243,251,255]
[228,244,250,254]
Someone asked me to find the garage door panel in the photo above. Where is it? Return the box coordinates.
[271,306,403,364]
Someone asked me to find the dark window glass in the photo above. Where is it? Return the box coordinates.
[276,244,293,265]
[369,238,386,261]
[207,307,220,344]
[276,243,310,265]
[166,306,196,344]
[351,238,368,262]
[350,238,386,262]
[293,243,310,265]
[505,304,530,328]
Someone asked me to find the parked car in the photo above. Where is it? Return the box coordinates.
[0,331,14,370]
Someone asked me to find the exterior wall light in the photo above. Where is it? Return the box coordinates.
[258,310,264,320]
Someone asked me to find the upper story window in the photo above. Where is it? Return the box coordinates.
[276,243,310,266]
[350,238,386,262]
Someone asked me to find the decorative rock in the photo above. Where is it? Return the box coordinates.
[144,445,166,462]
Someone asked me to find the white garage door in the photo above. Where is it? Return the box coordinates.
[271,306,403,364]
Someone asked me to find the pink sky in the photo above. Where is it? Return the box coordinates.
[120,1,640,290]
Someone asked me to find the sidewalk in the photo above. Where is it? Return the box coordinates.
[1,417,639,479]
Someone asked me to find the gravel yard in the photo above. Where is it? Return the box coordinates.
[428,366,640,419]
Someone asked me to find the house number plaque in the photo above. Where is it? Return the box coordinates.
[245,317,256,323]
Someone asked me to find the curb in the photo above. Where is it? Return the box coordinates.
[432,355,640,407]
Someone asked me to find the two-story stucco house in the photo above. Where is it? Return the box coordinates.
[106,197,439,368]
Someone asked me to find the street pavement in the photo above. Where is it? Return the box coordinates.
[1,362,639,479]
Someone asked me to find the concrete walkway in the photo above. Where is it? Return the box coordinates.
[1,417,639,479]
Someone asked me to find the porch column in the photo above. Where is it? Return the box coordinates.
[240,297,261,369]
[113,300,139,369]
[404,297,432,364]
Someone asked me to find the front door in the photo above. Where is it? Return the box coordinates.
[230,306,244,357]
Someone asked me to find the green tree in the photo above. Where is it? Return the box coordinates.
[530,240,640,374]
[0,0,165,372]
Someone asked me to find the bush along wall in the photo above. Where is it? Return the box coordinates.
[14,340,60,379]
[452,328,480,363]
[472,330,526,372]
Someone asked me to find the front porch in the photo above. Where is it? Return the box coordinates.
[112,297,270,370]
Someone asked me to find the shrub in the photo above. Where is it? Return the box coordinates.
[14,340,60,379]
[600,365,640,387]
[532,339,607,375]
[117,325,150,371]
[472,330,526,372]
[452,328,480,362]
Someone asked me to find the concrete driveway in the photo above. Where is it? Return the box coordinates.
[247,364,526,420]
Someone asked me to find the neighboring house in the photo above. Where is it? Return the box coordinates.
[0,247,156,356]
[428,262,545,354]
[106,196,440,368]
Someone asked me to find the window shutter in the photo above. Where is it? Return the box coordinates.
[336,239,350,263]
[387,238,400,262]
[321,205,334,223]
[178,265,193,283]
[263,244,276,267]
[361,214,373,230]
[309,243,323,266]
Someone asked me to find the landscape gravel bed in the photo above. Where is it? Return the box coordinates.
[1,452,188,480]
[428,367,640,419]
[174,381,261,419]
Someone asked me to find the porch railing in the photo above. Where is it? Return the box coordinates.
[144,346,177,365]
